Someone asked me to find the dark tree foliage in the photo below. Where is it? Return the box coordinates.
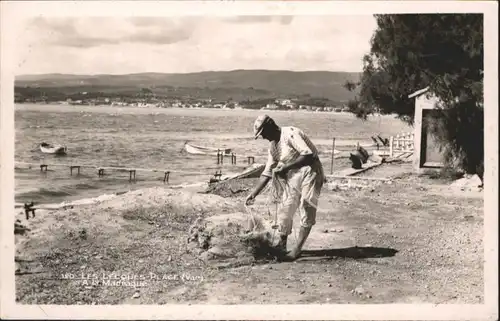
[239,98,277,109]
[295,97,339,108]
[346,14,484,176]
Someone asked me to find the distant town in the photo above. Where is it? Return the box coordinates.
[15,90,353,113]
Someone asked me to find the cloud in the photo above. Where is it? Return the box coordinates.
[28,17,195,48]
[223,15,294,25]
[17,15,376,74]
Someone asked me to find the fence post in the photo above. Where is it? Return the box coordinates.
[389,136,394,158]
[330,137,335,175]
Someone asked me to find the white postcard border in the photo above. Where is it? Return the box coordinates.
[1,1,497,320]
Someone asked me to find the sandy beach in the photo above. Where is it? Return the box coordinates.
[15,160,484,304]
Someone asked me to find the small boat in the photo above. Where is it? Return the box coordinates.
[209,163,266,183]
[230,163,265,180]
[376,135,390,147]
[40,142,67,155]
[184,142,232,156]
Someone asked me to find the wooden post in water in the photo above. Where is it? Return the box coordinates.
[330,137,336,175]
[24,202,35,220]
[70,165,81,176]
[129,170,136,182]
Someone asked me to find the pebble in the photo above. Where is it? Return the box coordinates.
[300,290,306,295]
[323,229,329,233]
[353,286,365,295]
[167,255,172,262]
[366,294,372,299]
[132,292,140,299]
[328,283,332,287]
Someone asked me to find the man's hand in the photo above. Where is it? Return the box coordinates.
[246,175,271,206]
[273,163,289,178]
[245,193,256,206]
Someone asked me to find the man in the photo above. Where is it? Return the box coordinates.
[245,115,325,260]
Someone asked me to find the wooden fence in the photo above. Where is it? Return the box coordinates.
[389,131,415,158]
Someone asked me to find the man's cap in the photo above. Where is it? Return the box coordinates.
[253,114,273,139]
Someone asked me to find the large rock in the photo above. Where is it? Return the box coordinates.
[449,174,483,191]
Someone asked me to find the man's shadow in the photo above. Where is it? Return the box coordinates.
[300,246,398,261]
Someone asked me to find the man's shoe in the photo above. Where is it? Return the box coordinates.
[286,248,302,261]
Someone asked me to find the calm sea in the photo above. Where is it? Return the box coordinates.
[13,104,410,205]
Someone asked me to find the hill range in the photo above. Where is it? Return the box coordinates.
[15,70,361,102]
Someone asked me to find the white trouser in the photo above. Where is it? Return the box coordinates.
[277,165,324,236]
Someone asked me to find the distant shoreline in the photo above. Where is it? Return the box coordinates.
[15,102,383,116]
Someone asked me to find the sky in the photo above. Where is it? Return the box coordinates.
[15,15,377,75]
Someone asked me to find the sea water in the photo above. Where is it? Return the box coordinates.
[13,104,410,205]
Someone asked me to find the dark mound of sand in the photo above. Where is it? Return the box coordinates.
[203,178,260,198]
[187,212,285,267]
